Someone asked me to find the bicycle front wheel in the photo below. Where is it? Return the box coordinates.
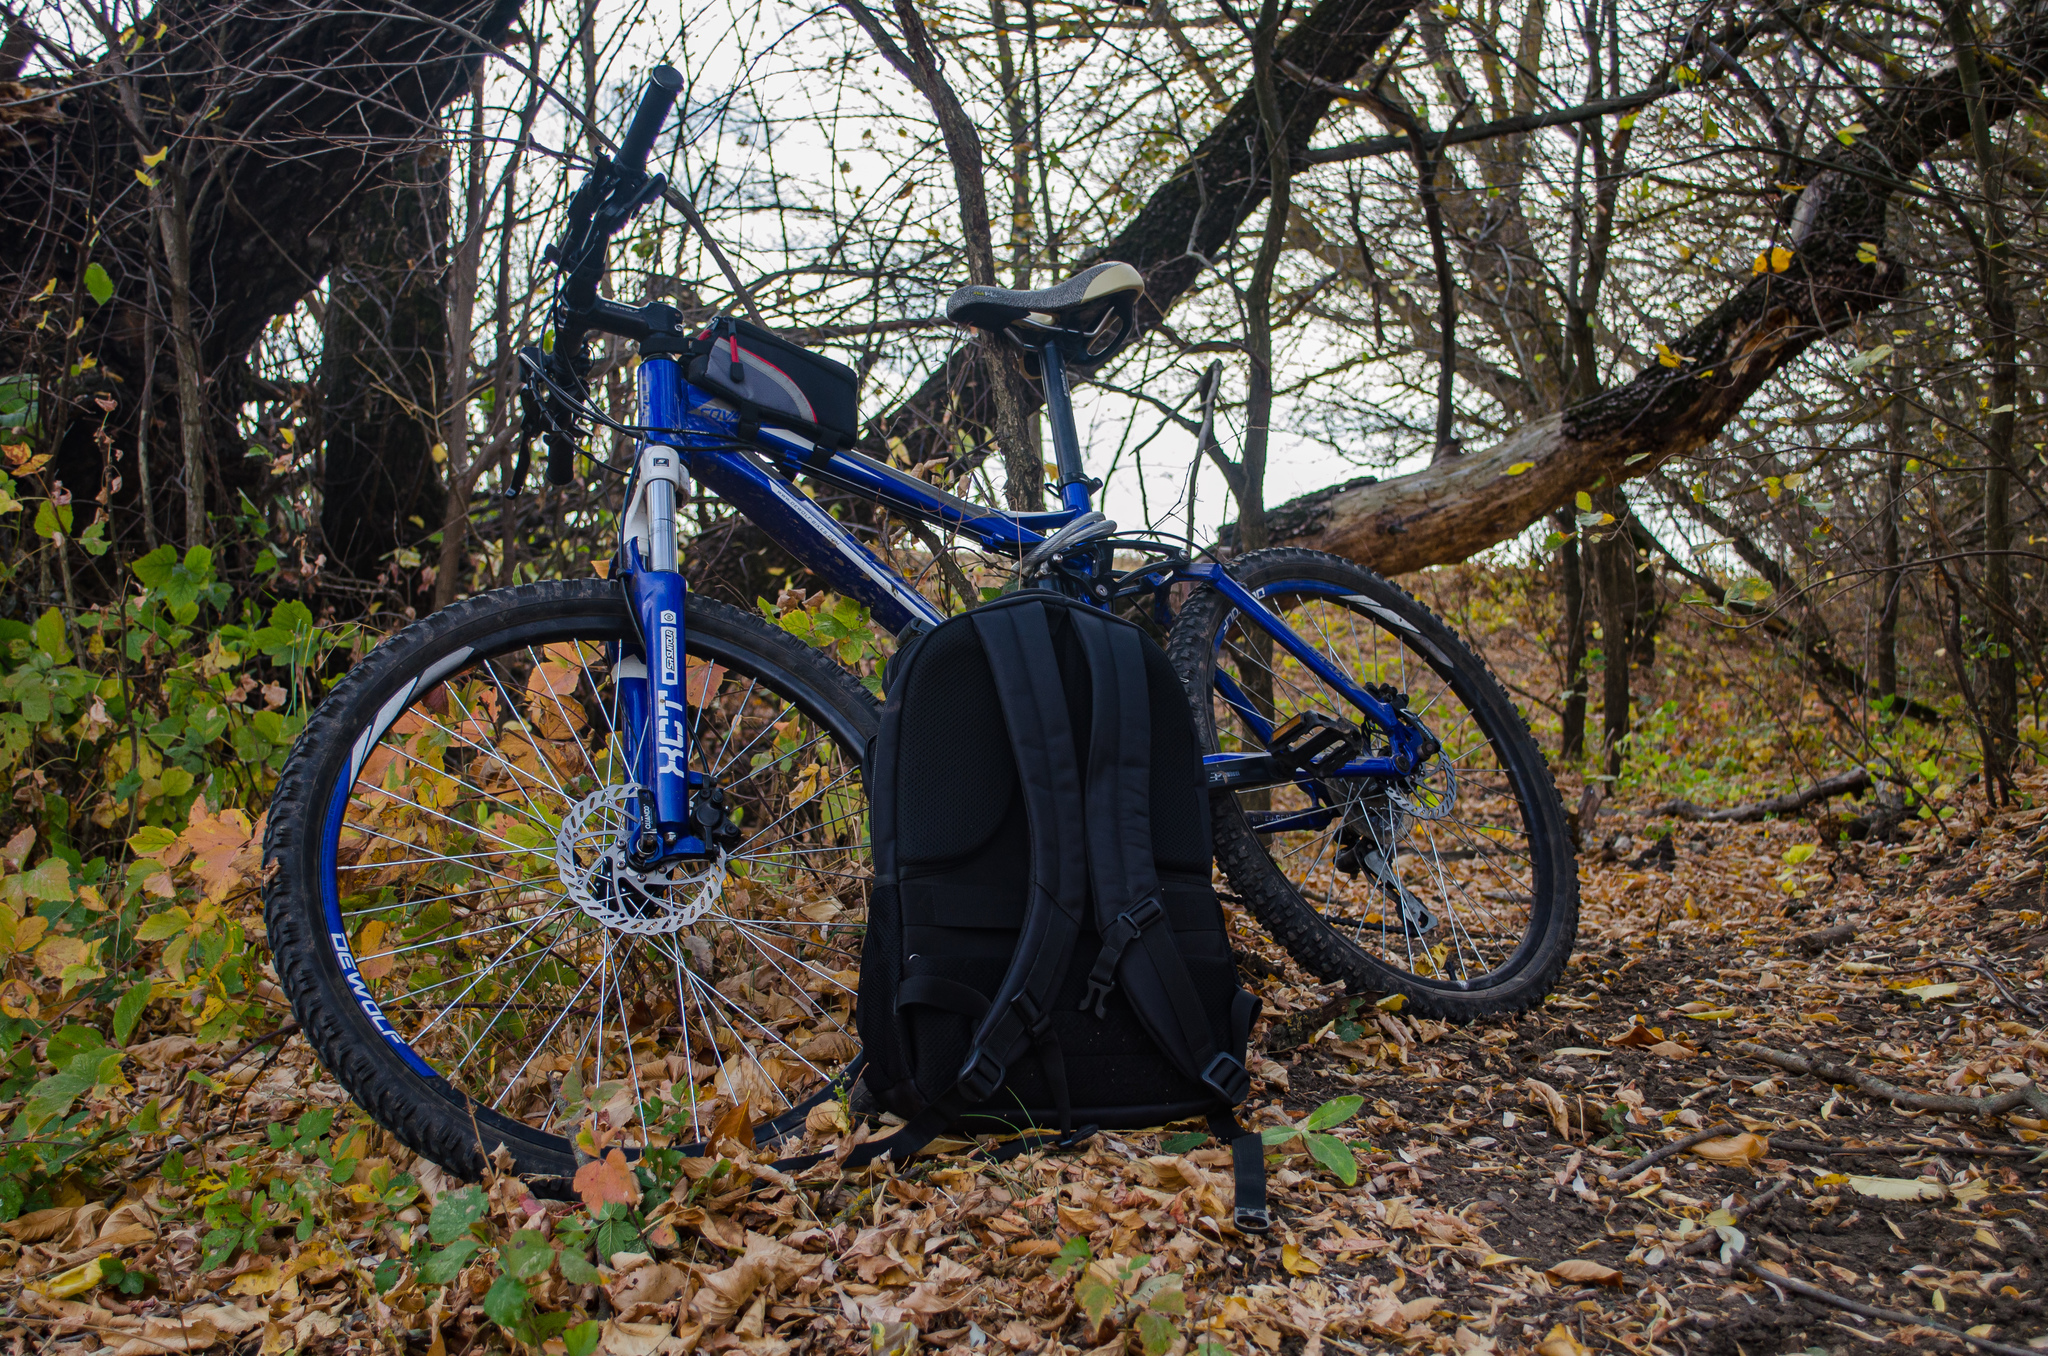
[1166,548,1575,1020]
[262,580,879,1179]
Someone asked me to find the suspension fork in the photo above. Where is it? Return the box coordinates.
[616,434,706,862]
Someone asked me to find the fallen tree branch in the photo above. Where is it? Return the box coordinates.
[1734,1042,2048,1117]
[1655,769,1872,822]
[1772,1137,2043,1162]
[1600,1121,1735,1182]
[1732,1255,2043,1356]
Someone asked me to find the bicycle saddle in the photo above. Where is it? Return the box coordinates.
[946,261,1144,369]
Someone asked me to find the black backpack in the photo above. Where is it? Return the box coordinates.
[844,591,1268,1232]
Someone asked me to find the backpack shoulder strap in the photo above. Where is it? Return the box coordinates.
[843,597,1090,1167]
[1070,611,1250,1109]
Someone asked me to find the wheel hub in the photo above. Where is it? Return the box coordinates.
[555,784,723,935]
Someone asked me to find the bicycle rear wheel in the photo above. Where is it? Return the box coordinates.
[262,580,878,1179]
[1166,549,1575,1020]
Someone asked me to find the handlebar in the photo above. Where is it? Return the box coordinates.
[616,65,683,174]
[529,66,683,486]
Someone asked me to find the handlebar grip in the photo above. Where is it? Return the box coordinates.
[543,431,577,486]
[615,65,683,174]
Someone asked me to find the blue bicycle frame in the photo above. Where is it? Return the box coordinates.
[609,338,1436,864]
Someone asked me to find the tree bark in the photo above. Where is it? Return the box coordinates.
[1557,508,1588,760]
[2,0,525,566]
[1258,1,2048,574]
[319,150,452,584]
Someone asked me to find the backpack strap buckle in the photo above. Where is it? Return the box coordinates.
[955,1046,1007,1103]
[1199,1051,1251,1104]
[1079,895,1164,1018]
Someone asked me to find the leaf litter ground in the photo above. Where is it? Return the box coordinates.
[3,769,2045,1356]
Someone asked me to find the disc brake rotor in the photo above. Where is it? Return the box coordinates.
[555,784,723,935]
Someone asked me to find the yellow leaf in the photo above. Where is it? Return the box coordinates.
[33,935,86,979]
[1898,982,1960,1001]
[1280,1243,1322,1276]
[1690,1132,1769,1167]
[430,442,448,464]
[1574,491,1592,512]
[1782,843,1816,865]
[1857,241,1879,264]
[32,1256,108,1299]
[1375,993,1405,1012]
[1503,462,1535,476]
[141,147,169,167]
[1770,246,1794,272]
[1655,342,1681,368]
[1676,244,1693,261]
[1848,1175,1944,1202]
[1535,1322,1591,1356]
[135,170,158,188]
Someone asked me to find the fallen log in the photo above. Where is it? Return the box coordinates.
[1655,769,1872,823]
[1734,1041,2048,1118]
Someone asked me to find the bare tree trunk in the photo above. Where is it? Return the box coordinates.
[320,151,451,583]
[1590,485,1635,779]
[1877,395,1905,711]
[840,0,1039,507]
[1238,0,1297,553]
[1949,0,2019,803]
[150,163,210,549]
[1557,508,1589,759]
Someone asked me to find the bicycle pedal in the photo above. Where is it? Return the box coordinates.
[1265,710,1363,775]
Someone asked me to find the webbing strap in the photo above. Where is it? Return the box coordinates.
[894,976,991,1019]
[1209,1110,1271,1234]
[950,600,1089,1129]
[1071,614,1242,1102]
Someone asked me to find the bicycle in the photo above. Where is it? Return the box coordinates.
[262,67,1576,1180]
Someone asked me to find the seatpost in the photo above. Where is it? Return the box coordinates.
[1038,341,1093,511]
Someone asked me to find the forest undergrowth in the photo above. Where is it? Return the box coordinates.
[0,550,2043,1356]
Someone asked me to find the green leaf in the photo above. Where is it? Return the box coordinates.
[1160,1131,1209,1155]
[1307,1131,1361,1186]
[557,1245,602,1286]
[46,1024,106,1068]
[1303,1095,1364,1132]
[428,1186,487,1244]
[135,907,192,942]
[564,1321,603,1356]
[417,1238,478,1285]
[373,1259,405,1294]
[23,856,72,902]
[1074,1273,1118,1328]
[31,607,69,661]
[503,1229,556,1280]
[481,1272,534,1338]
[1135,1310,1179,1356]
[593,1200,642,1260]
[83,264,113,306]
[1261,1124,1302,1147]
[1047,1235,1091,1278]
[112,980,153,1046]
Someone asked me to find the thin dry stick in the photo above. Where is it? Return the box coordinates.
[1599,1122,1736,1182]
[1735,1042,2048,1117]
[1734,1255,2042,1356]
[1675,1178,1790,1256]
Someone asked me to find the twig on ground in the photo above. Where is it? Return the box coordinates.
[1655,770,1873,823]
[1731,1254,2042,1356]
[1735,1042,2048,1117]
[1675,1177,1791,1256]
[1599,1122,1735,1182]
[1772,1137,2043,1161]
